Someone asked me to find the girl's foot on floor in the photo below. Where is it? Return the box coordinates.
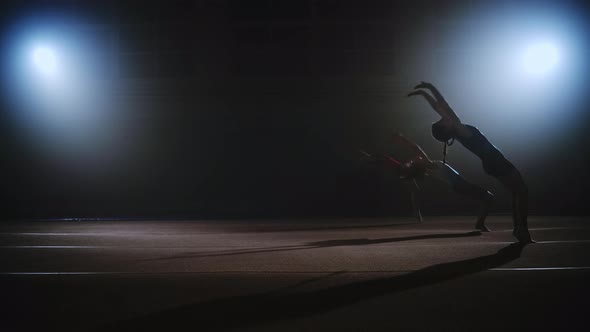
[514,230,535,243]
[475,223,491,232]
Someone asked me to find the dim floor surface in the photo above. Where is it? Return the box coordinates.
[1,216,589,331]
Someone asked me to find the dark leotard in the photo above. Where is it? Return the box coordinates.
[455,125,515,177]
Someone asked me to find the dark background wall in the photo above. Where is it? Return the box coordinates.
[1,0,589,219]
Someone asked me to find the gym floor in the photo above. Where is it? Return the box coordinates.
[1,216,589,331]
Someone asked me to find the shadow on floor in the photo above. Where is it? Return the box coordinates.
[222,221,420,233]
[146,231,482,261]
[307,231,482,247]
[107,242,526,332]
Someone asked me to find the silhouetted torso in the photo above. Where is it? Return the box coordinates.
[456,125,515,177]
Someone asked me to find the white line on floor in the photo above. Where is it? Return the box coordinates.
[0,245,259,249]
[0,240,589,249]
[2,267,590,275]
[489,267,590,271]
[1,227,586,236]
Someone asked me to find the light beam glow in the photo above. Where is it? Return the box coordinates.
[32,46,58,76]
[421,2,587,161]
[1,13,138,176]
[522,42,559,76]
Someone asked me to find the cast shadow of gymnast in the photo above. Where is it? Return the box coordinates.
[108,242,527,332]
[145,231,483,261]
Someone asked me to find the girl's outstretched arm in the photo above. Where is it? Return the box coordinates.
[414,82,450,108]
[408,83,474,138]
[408,83,462,125]
[407,90,449,119]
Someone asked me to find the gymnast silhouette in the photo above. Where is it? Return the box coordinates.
[362,132,493,231]
[407,82,533,243]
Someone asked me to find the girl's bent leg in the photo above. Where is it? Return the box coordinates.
[498,169,534,243]
[452,175,494,231]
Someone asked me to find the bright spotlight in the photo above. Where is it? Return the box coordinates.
[522,42,559,76]
[32,46,58,75]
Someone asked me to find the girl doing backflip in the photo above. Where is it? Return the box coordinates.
[407,82,533,243]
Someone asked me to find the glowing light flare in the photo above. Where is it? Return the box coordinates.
[32,46,58,75]
[522,42,559,76]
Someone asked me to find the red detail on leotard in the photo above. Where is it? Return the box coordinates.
[383,154,401,166]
